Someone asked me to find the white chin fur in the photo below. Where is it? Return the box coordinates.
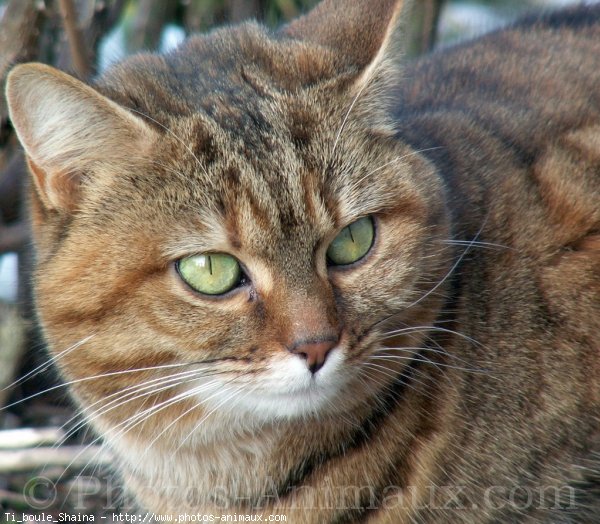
[193,347,350,422]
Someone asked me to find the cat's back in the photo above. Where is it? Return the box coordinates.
[394,5,600,253]
[396,5,600,145]
[390,12,600,521]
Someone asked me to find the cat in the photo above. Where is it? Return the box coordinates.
[5,0,600,521]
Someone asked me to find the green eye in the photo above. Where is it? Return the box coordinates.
[327,216,375,266]
[177,253,242,295]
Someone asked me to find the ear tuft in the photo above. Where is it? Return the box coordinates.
[5,63,157,212]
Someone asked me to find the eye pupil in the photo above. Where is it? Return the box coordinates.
[348,225,355,243]
[326,216,375,266]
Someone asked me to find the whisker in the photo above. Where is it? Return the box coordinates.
[171,380,254,456]
[379,343,487,371]
[127,107,209,177]
[69,373,187,482]
[145,375,245,453]
[56,369,213,447]
[351,147,445,188]
[50,377,230,484]
[381,324,484,349]
[370,353,490,375]
[378,320,499,372]
[1,334,96,392]
[361,361,437,402]
[0,362,198,413]
[116,371,251,444]
[114,379,227,436]
[329,81,371,169]
[440,239,516,251]
[403,221,487,311]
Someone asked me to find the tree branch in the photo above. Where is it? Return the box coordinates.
[0,445,111,473]
[0,427,65,450]
[128,0,178,53]
[407,0,445,56]
[0,304,26,409]
[0,150,28,256]
[227,0,262,23]
[105,0,129,29]
[58,0,92,78]
[0,0,45,122]
[0,221,28,254]
[0,150,25,224]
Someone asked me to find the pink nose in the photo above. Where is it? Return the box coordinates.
[290,339,337,374]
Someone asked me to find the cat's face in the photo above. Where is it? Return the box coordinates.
[8,13,449,444]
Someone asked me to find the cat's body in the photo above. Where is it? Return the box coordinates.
[5,0,600,522]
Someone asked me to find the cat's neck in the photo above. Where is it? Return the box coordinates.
[112,355,455,515]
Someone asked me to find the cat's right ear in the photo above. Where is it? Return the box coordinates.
[5,63,158,213]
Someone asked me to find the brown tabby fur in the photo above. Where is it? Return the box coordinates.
[5,0,600,521]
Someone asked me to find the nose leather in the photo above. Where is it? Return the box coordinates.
[290,338,337,374]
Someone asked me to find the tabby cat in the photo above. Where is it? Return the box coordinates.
[5,0,600,521]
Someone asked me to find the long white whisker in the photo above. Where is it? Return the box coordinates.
[351,147,445,188]
[50,378,227,485]
[1,334,96,392]
[57,369,211,447]
[172,381,251,456]
[371,353,489,375]
[66,373,210,482]
[441,239,515,251]
[382,325,484,349]
[329,81,371,167]
[144,376,243,453]
[0,362,196,413]
[400,215,489,312]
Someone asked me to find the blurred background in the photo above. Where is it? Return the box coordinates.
[0,0,596,516]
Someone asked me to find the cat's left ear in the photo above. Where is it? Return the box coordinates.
[6,63,158,213]
[281,0,408,124]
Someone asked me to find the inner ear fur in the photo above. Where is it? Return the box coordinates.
[5,63,158,213]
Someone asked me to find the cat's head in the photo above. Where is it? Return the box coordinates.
[6,0,450,443]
